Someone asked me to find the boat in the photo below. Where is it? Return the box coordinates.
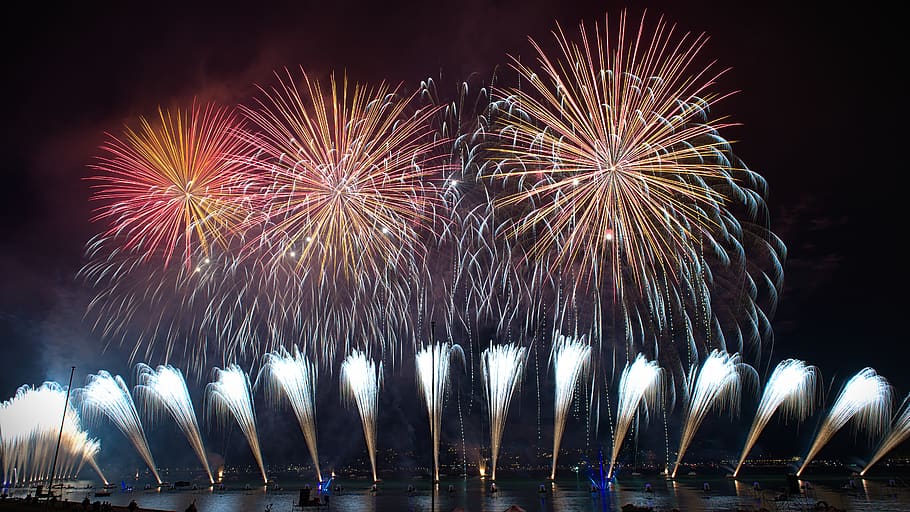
[94,490,112,497]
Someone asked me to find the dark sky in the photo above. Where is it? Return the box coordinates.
[1,1,907,475]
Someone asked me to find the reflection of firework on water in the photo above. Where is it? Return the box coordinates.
[340,350,383,482]
[482,343,527,480]
[734,359,817,477]
[549,334,591,480]
[416,341,465,482]
[205,365,267,484]
[797,367,891,477]
[87,102,256,269]
[135,364,213,484]
[862,394,910,475]
[259,346,322,482]
[1,383,105,486]
[672,350,751,478]
[77,371,161,484]
[608,354,663,478]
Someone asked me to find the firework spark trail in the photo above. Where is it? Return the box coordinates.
[77,371,161,484]
[80,236,408,375]
[862,394,910,475]
[672,350,750,478]
[608,354,662,478]
[416,341,465,482]
[135,364,213,484]
[206,365,267,484]
[549,334,592,479]
[416,76,551,354]
[797,367,891,477]
[87,102,256,270]
[734,359,817,477]
[340,350,383,482]
[482,343,527,480]
[259,346,322,482]
[0,383,104,486]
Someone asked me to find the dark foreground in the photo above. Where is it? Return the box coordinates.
[4,471,910,512]
[0,498,172,512]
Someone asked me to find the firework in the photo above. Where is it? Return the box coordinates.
[734,359,817,477]
[242,68,447,273]
[861,394,910,475]
[135,364,213,483]
[672,351,749,478]
[259,346,322,482]
[206,365,267,484]
[485,11,785,371]
[608,354,663,478]
[491,10,744,288]
[549,334,592,480]
[204,68,453,364]
[340,350,383,482]
[416,341,465,482]
[87,102,256,269]
[482,343,527,480]
[797,367,891,477]
[77,371,161,484]
[0,383,105,486]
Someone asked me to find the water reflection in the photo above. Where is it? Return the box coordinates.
[5,474,910,511]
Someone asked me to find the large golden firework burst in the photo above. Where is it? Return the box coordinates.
[493,11,740,292]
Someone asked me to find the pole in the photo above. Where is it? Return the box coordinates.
[48,366,75,505]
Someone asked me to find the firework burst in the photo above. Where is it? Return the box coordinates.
[87,102,256,269]
[492,10,739,288]
[233,68,452,362]
[485,11,785,373]
[241,68,448,274]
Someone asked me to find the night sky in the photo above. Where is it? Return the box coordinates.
[2,1,907,475]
